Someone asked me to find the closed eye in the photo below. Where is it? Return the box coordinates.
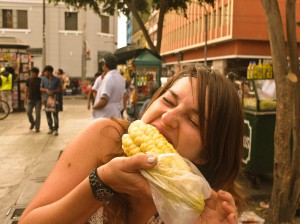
[162,97,175,106]
[188,116,200,128]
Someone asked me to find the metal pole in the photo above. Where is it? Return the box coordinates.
[81,9,87,95]
[201,4,208,66]
[204,14,208,66]
[42,0,46,68]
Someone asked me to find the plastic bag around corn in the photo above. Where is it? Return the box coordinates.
[141,153,211,224]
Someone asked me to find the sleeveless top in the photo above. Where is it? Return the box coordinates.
[87,207,163,224]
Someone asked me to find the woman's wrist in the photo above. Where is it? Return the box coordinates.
[89,167,117,201]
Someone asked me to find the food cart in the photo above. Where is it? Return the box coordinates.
[0,37,32,111]
[114,47,161,120]
[241,78,276,186]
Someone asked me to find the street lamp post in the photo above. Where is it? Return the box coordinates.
[81,10,87,95]
[201,4,208,66]
[42,0,46,68]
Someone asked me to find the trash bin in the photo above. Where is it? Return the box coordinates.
[240,78,277,187]
[243,110,275,175]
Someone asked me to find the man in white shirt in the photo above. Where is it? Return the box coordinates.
[92,53,126,119]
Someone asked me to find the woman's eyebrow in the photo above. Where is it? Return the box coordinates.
[169,89,199,114]
[168,89,178,99]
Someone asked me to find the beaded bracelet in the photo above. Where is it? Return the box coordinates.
[89,168,116,201]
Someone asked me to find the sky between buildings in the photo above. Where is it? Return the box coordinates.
[117,14,127,49]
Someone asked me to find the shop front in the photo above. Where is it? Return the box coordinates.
[114,47,161,120]
[0,37,32,111]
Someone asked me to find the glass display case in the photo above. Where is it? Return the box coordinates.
[135,67,159,102]
[242,79,276,111]
[128,50,161,119]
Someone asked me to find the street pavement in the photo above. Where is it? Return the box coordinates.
[0,97,92,223]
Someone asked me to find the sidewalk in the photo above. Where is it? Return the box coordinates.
[0,97,92,224]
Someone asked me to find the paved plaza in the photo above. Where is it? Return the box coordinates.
[0,97,92,223]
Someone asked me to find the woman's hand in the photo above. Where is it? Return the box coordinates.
[98,154,157,200]
[195,190,238,224]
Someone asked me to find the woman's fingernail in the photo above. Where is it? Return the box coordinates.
[147,156,155,164]
[219,190,226,195]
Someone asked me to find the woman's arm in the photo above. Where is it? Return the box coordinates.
[87,88,95,110]
[20,178,104,224]
[19,118,124,223]
[20,118,158,224]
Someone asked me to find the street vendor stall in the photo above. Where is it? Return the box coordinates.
[114,47,161,120]
[241,78,276,186]
[0,37,32,111]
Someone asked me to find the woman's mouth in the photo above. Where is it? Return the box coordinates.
[152,123,173,146]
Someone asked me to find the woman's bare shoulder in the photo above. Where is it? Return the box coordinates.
[80,118,126,163]
[85,118,125,138]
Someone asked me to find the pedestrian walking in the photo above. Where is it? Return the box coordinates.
[40,65,62,136]
[24,67,42,132]
[92,53,126,119]
[55,68,69,111]
[87,71,102,111]
[0,67,13,113]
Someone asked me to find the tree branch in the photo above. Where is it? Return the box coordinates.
[125,0,157,53]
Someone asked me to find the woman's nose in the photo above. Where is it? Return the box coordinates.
[161,109,179,129]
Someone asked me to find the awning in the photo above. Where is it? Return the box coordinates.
[114,45,160,64]
[0,37,29,48]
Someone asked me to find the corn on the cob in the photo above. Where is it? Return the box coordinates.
[122,120,177,156]
[122,120,209,220]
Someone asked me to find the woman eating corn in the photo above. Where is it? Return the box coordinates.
[20,65,243,224]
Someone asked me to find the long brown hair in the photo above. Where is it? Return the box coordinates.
[146,65,244,209]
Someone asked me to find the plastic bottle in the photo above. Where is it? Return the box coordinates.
[252,61,257,79]
[262,59,267,79]
[247,61,252,79]
[266,60,272,79]
[269,60,273,79]
[257,59,263,79]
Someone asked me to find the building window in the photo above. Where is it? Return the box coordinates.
[199,17,202,34]
[213,10,216,28]
[1,9,28,29]
[224,5,229,25]
[65,12,78,30]
[2,9,13,28]
[101,15,109,33]
[208,13,211,31]
[17,10,28,29]
[218,8,222,27]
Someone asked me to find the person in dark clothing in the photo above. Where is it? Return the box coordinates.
[25,67,42,132]
[40,65,62,136]
[55,68,66,111]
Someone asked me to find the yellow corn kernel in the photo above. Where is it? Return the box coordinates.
[122,120,177,156]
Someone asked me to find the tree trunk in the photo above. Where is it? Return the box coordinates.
[261,0,298,223]
[155,0,168,53]
[286,0,300,219]
[125,0,158,54]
